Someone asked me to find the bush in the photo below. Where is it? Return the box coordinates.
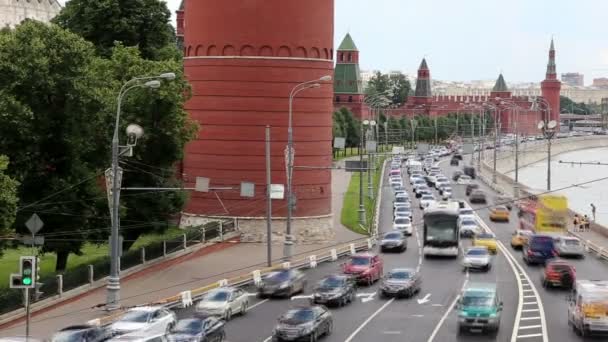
[0,289,25,315]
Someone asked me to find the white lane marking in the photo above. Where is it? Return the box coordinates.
[473,210,548,342]
[417,293,431,304]
[523,295,536,298]
[262,336,272,342]
[382,331,402,335]
[247,299,268,311]
[412,314,425,317]
[344,298,395,342]
[519,325,542,330]
[517,333,543,338]
[290,295,313,300]
[522,309,540,312]
[520,316,541,321]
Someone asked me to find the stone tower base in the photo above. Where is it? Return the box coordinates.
[180,213,334,244]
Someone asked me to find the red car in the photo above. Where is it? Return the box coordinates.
[541,260,576,289]
[342,253,383,286]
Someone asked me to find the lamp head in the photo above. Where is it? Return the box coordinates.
[126,124,144,139]
[159,72,176,81]
[370,120,377,126]
[547,120,558,129]
[537,121,545,130]
[310,83,321,89]
[363,120,370,125]
[144,80,161,89]
[319,75,332,82]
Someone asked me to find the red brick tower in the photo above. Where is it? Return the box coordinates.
[490,73,513,131]
[411,58,433,112]
[541,39,561,127]
[179,0,335,241]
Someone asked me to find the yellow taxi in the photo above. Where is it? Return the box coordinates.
[510,229,533,249]
[473,232,498,254]
[489,205,510,222]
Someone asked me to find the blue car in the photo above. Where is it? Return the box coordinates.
[522,235,556,265]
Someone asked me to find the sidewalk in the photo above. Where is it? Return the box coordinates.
[477,161,608,251]
[0,165,364,338]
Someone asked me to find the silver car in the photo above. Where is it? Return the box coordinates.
[393,217,413,235]
[462,247,492,271]
[195,287,250,320]
[380,231,407,252]
[380,268,421,298]
[555,236,585,258]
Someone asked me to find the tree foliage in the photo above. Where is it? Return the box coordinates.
[0,156,18,238]
[53,0,179,61]
[332,108,360,147]
[0,21,196,270]
[560,96,593,115]
[365,71,412,106]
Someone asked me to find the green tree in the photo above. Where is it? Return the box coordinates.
[0,21,109,270]
[334,107,360,147]
[560,96,593,115]
[0,22,196,270]
[365,71,412,106]
[0,156,19,240]
[53,0,179,61]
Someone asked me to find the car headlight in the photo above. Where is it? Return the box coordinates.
[279,282,290,289]
[489,312,497,318]
[301,322,315,334]
[459,311,469,317]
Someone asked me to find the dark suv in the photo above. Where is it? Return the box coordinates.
[522,235,556,265]
[465,183,479,196]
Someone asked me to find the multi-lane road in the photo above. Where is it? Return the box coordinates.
[150,155,607,341]
[3,141,607,341]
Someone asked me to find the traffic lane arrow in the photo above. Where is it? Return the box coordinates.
[417,293,431,304]
[356,292,377,303]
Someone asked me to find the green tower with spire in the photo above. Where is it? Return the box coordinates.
[334,33,365,118]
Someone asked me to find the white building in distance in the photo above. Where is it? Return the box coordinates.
[1,0,61,28]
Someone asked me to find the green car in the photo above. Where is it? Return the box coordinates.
[457,283,503,334]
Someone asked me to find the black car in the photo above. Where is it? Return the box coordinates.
[258,269,307,298]
[51,325,110,342]
[380,268,421,298]
[450,157,459,166]
[272,306,333,342]
[453,153,463,161]
[463,166,476,179]
[167,318,225,342]
[312,275,356,307]
[469,190,487,204]
[380,231,407,253]
[465,183,479,196]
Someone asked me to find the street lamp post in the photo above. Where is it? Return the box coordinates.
[285,75,332,260]
[498,99,521,197]
[107,72,175,310]
[538,120,558,191]
[365,120,377,199]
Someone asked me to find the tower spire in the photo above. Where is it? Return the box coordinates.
[414,58,432,97]
[546,38,556,80]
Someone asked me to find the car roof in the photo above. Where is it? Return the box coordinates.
[384,231,403,237]
[464,282,497,293]
[389,267,415,273]
[493,205,508,210]
[352,252,376,258]
[476,233,495,239]
[547,259,573,266]
[466,246,489,253]
[59,325,97,331]
[128,306,162,312]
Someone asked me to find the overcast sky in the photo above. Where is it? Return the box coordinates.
[58,0,608,85]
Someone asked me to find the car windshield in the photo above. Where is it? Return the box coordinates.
[205,290,230,302]
[318,276,344,289]
[52,331,86,342]
[460,209,473,215]
[173,319,203,334]
[396,206,409,212]
[460,176,471,180]
[462,220,476,226]
[389,271,412,279]
[120,310,150,323]
[531,237,554,248]
[280,309,314,324]
[350,257,370,266]
[395,218,410,224]
[266,271,290,283]
[422,196,434,200]
[462,292,494,307]
[477,233,494,239]
[494,206,507,211]
[467,249,488,256]
[564,239,580,246]
[384,233,402,240]
[396,197,407,203]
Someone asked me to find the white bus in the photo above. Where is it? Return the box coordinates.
[423,201,460,257]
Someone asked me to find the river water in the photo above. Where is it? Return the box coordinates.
[507,147,608,226]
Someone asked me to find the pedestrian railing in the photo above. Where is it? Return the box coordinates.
[89,236,376,327]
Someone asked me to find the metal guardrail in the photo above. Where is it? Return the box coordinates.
[89,237,376,327]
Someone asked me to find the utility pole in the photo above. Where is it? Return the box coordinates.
[493,107,500,184]
[358,121,366,225]
[265,125,272,267]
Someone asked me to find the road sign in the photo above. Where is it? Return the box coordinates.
[195,177,210,192]
[240,182,255,198]
[365,140,377,152]
[333,137,346,149]
[18,235,44,246]
[270,184,285,200]
[25,214,43,235]
[345,160,368,172]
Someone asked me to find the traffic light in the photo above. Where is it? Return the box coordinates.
[19,256,36,288]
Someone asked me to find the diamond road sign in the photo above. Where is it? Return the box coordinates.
[25,214,44,235]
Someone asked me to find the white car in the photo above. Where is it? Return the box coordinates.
[458,217,480,238]
[393,197,411,210]
[410,174,423,184]
[555,236,585,258]
[110,307,176,337]
[393,217,413,235]
[457,175,472,184]
[435,179,449,190]
[458,207,475,222]
[394,206,412,219]
[414,184,430,197]
[419,195,436,209]
[195,287,250,320]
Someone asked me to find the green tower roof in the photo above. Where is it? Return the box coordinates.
[492,74,509,92]
[334,64,362,94]
[338,33,358,51]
